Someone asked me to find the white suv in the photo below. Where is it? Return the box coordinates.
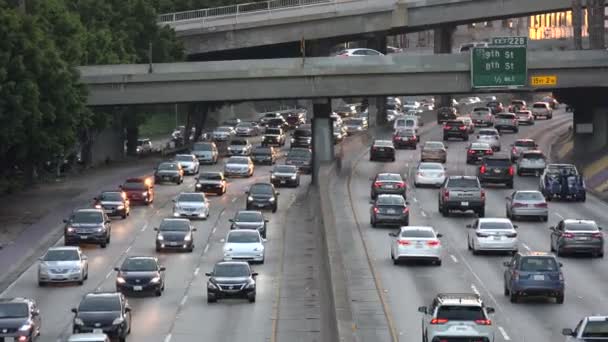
[531,102,553,120]
[418,293,496,342]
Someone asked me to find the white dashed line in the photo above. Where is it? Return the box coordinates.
[231,197,237,203]
[212,227,217,234]
[521,243,531,251]
[125,246,131,254]
[470,284,480,296]
[203,245,209,254]
[194,267,200,275]
[164,334,172,342]
[105,270,113,279]
[180,295,188,306]
[141,223,148,232]
[450,255,458,263]
[554,212,564,219]
[420,211,427,217]
[498,326,511,340]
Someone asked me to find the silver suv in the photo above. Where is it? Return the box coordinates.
[418,293,496,342]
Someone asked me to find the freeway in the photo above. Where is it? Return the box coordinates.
[0,134,319,342]
[341,109,608,341]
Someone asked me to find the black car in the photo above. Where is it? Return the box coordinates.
[466,142,494,164]
[195,171,227,195]
[266,117,289,130]
[94,191,130,219]
[246,183,279,213]
[478,156,514,188]
[392,129,417,149]
[206,261,258,303]
[71,292,131,341]
[285,148,312,174]
[290,124,312,148]
[370,194,410,227]
[120,177,154,205]
[270,165,300,187]
[154,218,196,252]
[115,256,165,296]
[262,127,286,147]
[370,173,406,199]
[369,140,396,162]
[285,111,306,128]
[486,101,504,114]
[230,210,268,239]
[0,297,41,342]
[251,146,278,165]
[64,209,112,248]
[154,162,184,184]
[436,106,458,124]
[442,120,469,141]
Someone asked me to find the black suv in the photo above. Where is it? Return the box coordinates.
[370,140,396,162]
[64,209,112,248]
[262,127,286,147]
[94,191,130,219]
[246,183,279,213]
[230,210,268,239]
[290,124,312,148]
[285,148,312,174]
[442,120,469,141]
[71,292,132,341]
[286,111,306,128]
[206,261,258,303]
[436,106,458,124]
[154,161,183,184]
[115,256,166,296]
[266,117,289,130]
[0,297,41,342]
[478,156,514,188]
[251,146,278,165]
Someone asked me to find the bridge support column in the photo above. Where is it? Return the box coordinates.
[366,34,388,125]
[306,39,334,57]
[312,98,333,185]
[433,26,455,108]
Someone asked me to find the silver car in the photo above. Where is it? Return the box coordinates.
[505,190,548,222]
[476,128,501,151]
[223,230,265,264]
[389,226,443,265]
[494,112,519,133]
[510,139,537,162]
[344,117,368,135]
[67,333,110,342]
[212,126,235,141]
[38,246,88,286]
[562,316,608,341]
[517,150,546,176]
[470,107,494,127]
[414,162,446,188]
[191,142,218,164]
[531,101,553,119]
[467,218,518,255]
[174,154,200,175]
[224,156,254,177]
[227,139,252,156]
[235,122,259,136]
[173,192,210,220]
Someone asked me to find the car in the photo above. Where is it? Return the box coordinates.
[195,171,226,195]
[503,251,564,303]
[270,164,300,188]
[71,292,132,341]
[343,117,368,135]
[335,48,384,57]
[333,124,346,144]
[246,182,279,212]
[515,110,534,125]
[94,191,130,219]
[67,333,111,342]
[438,176,486,217]
[262,127,286,146]
[370,173,406,199]
[542,96,560,109]
[251,145,278,165]
[389,226,442,265]
[136,138,153,155]
[222,118,241,127]
[259,112,284,126]
[517,150,546,176]
[457,116,476,133]
[369,140,396,162]
[369,194,409,227]
[227,138,252,156]
[550,219,604,257]
[120,177,154,205]
[0,298,41,342]
[476,128,501,151]
[466,142,493,164]
[442,120,469,141]
[414,162,446,188]
[115,256,165,296]
[486,101,504,114]
[505,190,548,221]
[174,154,199,175]
[420,141,447,163]
[224,156,254,178]
[467,218,518,255]
[266,117,289,130]
[562,316,608,341]
[223,230,265,263]
[38,246,88,286]
[531,101,553,119]
[64,209,112,248]
[392,129,417,149]
[154,218,196,252]
[508,99,527,112]
[154,162,184,184]
[470,107,494,127]
[206,261,258,303]
[493,112,519,133]
[333,104,358,117]
[418,293,496,342]
[191,141,219,164]
[330,112,343,126]
[211,126,235,141]
[285,111,306,128]
[235,122,259,136]
[436,106,458,124]
[478,155,514,188]
[393,116,419,133]
[285,148,312,174]
[290,124,312,148]
[510,139,537,162]
[539,164,585,201]
[173,192,209,220]
[230,210,268,239]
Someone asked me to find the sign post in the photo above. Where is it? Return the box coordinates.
[471,36,527,89]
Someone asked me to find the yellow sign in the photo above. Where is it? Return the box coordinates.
[531,75,557,86]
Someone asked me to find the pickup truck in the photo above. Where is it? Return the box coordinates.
[438,176,486,217]
[470,107,494,127]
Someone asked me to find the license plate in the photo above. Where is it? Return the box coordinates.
[494,169,501,173]
[493,236,501,240]
[576,237,589,240]
[93,329,103,334]
[386,185,395,189]
[461,202,469,206]
[533,275,545,281]
[416,243,423,249]
[164,176,170,180]
[378,148,385,151]
[104,209,112,213]
[80,236,88,239]
[256,204,265,207]
[387,209,396,214]
[133,286,143,291]
[280,180,286,184]
[169,242,179,246]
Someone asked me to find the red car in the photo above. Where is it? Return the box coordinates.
[120,177,154,205]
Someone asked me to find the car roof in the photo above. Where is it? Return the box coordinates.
[418,162,444,168]
[483,155,510,160]
[515,138,535,142]
[563,219,597,225]
[68,333,109,341]
[0,297,32,305]
[161,218,190,223]
[448,175,477,180]
[470,142,491,148]
[47,246,80,252]
[124,256,157,262]
[377,172,401,177]
[377,194,406,200]
[518,251,556,258]
[175,154,194,157]
[399,226,434,232]
[373,140,393,145]
[83,292,120,299]
[522,150,543,154]
[215,260,250,267]
[478,218,512,223]
[73,208,103,214]
[515,190,543,194]
[436,293,482,306]
[236,210,263,215]
[587,316,608,322]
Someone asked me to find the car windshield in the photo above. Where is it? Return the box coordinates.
[448,178,478,188]
[266,129,281,135]
[582,321,608,337]
[235,212,263,222]
[436,306,485,321]
[565,222,599,231]
[515,141,535,147]
[287,150,311,159]
[479,130,498,136]
[214,263,249,277]
[231,140,247,146]
[137,140,149,146]
[217,127,232,132]
[484,159,511,167]
[514,192,544,201]
[377,174,402,181]
[274,166,296,173]
[79,296,121,312]
[294,129,312,137]
[44,249,79,261]
[177,193,205,202]
[533,103,548,108]
[121,258,157,272]
[377,196,405,205]
[159,220,190,232]
[175,155,192,162]
[100,192,123,201]
[227,231,260,243]
[253,147,271,155]
[471,143,490,150]
[522,153,544,160]
[228,157,248,165]
[236,123,252,128]
[71,211,103,223]
[519,257,558,272]
[479,221,512,230]
[251,184,273,195]
[424,142,444,150]
[345,119,364,125]
[122,181,146,190]
[158,163,177,170]
[200,173,222,180]
[516,111,531,115]
[0,303,28,318]
[193,143,212,151]
[419,163,443,170]
[400,230,434,238]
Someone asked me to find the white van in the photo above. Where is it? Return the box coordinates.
[394,116,419,133]
[67,333,110,342]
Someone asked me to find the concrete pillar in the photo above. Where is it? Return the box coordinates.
[312,98,333,185]
[367,97,378,128]
[366,34,388,125]
[434,26,456,108]
[306,39,334,57]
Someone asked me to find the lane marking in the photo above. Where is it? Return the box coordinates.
[521,243,531,251]
[125,246,131,254]
[194,267,199,276]
[498,326,511,341]
[180,295,188,306]
[141,223,148,232]
[231,197,237,203]
[105,270,113,279]
[450,254,458,263]
[212,227,217,234]
[203,245,209,254]
[164,334,172,342]
[554,212,564,220]
[470,284,480,296]
[420,211,427,218]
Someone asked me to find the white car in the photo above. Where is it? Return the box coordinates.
[174,154,199,175]
[389,226,442,265]
[212,126,235,141]
[517,150,546,176]
[223,230,265,264]
[224,156,254,177]
[467,218,518,255]
[393,116,419,133]
[173,192,210,220]
[67,333,110,342]
[414,163,446,187]
[531,102,553,119]
[38,246,88,286]
[227,139,252,156]
[335,48,384,57]
[476,128,501,151]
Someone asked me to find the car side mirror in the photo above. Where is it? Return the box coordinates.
[160,266,166,271]
[93,197,98,201]
[172,199,176,202]
[559,262,563,267]
[276,192,280,196]
[437,233,443,238]
[205,272,212,276]
[549,226,555,231]
[63,219,68,223]
[194,177,198,181]
[252,272,259,277]
[125,307,131,312]
[505,196,509,200]
[466,224,472,228]
[477,135,480,138]
[228,219,234,223]
[388,232,397,237]
[562,328,574,336]
[368,177,374,181]
[405,201,410,205]
[114,267,120,271]
[32,310,39,316]
[486,307,495,314]
[513,225,518,229]
[245,191,249,194]
[71,308,77,314]
[192,228,198,231]
[82,255,87,260]
[264,219,269,223]
[417,306,427,314]
[503,261,511,267]
[153,227,159,231]
[369,200,375,204]
[599,227,603,230]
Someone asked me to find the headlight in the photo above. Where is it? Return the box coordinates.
[74,318,84,325]
[150,276,161,283]
[157,234,164,241]
[94,204,101,209]
[291,175,297,180]
[117,205,125,210]
[271,175,276,179]
[290,138,295,143]
[207,282,217,289]
[248,196,254,201]
[184,234,192,241]
[112,317,124,325]
[246,280,256,289]
[269,197,275,202]
[195,183,202,188]
[142,192,148,196]
[116,277,126,284]
[67,227,75,232]
[39,264,48,272]
[96,227,106,232]
[18,324,32,331]
[70,267,81,273]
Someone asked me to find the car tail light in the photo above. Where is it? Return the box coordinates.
[481,189,486,200]
[397,239,411,246]
[459,125,467,130]
[513,270,519,281]
[475,319,492,325]
[480,165,487,174]
[396,182,405,188]
[338,53,349,57]
[512,147,517,153]
[443,189,449,199]
[476,232,489,237]
[373,207,379,214]
[563,232,575,239]
[534,203,547,208]
[403,207,409,214]
[430,318,448,324]
[512,202,526,208]
[512,119,517,124]
[485,149,493,155]
[468,149,475,155]
[427,240,440,246]
[443,125,450,130]
[508,166,514,176]
[592,232,603,239]
[374,182,382,188]
[506,232,517,238]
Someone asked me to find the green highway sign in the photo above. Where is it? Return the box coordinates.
[490,36,528,46]
[471,46,527,88]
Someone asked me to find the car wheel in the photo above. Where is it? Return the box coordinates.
[122,213,127,219]
[371,218,377,228]
[477,208,485,218]
[556,293,564,304]
[434,259,442,266]
[556,247,564,257]
[119,337,126,342]
[100,242,107,248]
[504,283,510,296]
[517,169,523,176]
[156,246,161,252]
[598,251,604,258]
[248,294,256,303]
[156,289,162,297]
[542,216,548,222]
[463,136,469,141]
[207,294,217,303]
[38,281,45,287]
[272,205,277,213]
[510,292,518,303]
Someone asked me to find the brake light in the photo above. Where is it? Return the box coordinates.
[468,149,475,154]
[459,125,467,130]
[480,165,486,174]
[443,189,449,199]
[512,119,517,124]
[534,203,547,208]
[373,207,379,214]
[396,182,406,188]
[427,240,440,246]
[485,149,493,155]
[563,232,575,238]
[403,207,410,214]
[481,189,486,200]
[508,166,514,176]
[398,239,411,246]
[475,319,492,325]
[512,202,526,208]
[512,147,517,153]
[430,318,448,324]
[592,232,603,239]
[374,181,382,188]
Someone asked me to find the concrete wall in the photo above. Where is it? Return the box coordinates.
[90,127,124,166]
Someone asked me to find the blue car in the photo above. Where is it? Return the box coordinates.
[503,251,564,304]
